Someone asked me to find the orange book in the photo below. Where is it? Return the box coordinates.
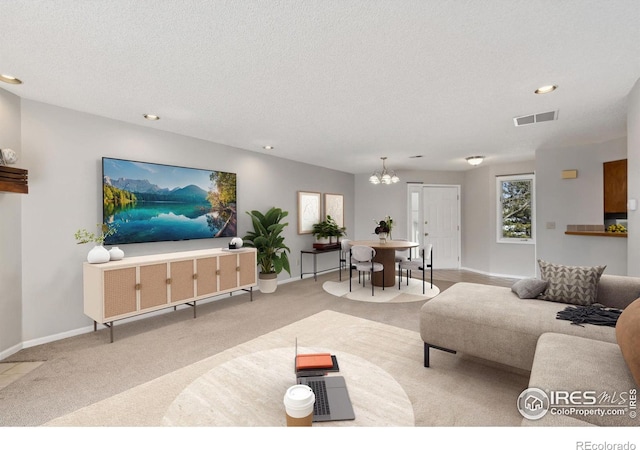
[296,353,334,370]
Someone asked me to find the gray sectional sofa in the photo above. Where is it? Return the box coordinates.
[420,272,640,426]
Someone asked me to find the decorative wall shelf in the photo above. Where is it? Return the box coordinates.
[0,166,28,194]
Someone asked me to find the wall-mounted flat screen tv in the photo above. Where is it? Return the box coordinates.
[102,157,237,245]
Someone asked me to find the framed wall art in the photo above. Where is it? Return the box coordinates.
[324,193,344,227]
[298,191,321,234]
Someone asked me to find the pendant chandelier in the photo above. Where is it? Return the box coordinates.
[369,157,400,185]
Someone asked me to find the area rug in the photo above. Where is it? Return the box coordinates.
[322,277,440,302]
[44,310,528,427]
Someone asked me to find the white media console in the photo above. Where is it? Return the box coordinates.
[83,248,257,342]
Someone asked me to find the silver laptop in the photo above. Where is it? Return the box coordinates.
[294,339,355,422]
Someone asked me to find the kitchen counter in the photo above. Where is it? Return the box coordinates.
[564,231,627,238]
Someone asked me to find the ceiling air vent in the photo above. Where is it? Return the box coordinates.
[513,110,559,127]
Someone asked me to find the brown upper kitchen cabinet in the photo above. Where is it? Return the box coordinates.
[603,159,627,213]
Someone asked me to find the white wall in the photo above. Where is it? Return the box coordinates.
[354,170,464,241]
[535,137,628,275]
[15,99,354,346]
[628,78,640,276]
[0,88,23,357]
[463,161,537,278]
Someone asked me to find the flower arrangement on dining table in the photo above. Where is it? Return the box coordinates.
[374,215,394,239]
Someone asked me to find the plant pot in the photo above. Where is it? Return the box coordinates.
[258,272,278,293]
[87,245,110,264]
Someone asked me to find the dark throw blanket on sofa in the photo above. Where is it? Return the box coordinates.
[556,305,623,327]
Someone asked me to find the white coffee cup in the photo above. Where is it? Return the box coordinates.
[283,384,315,426]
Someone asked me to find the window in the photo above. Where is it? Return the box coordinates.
[496,174,535,244]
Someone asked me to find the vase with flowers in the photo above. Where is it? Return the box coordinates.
[75,223,118,263]
[374,216,393,243]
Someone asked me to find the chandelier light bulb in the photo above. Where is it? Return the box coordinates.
[370,157,400,185]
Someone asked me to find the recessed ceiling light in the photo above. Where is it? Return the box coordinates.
[534,85,557,94]
[143,114,160,121]
[0,74,23,85]
[263,146,274,150]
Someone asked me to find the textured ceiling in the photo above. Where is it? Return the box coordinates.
[1,1,639,174]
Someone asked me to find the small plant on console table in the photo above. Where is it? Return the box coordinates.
[75,223,118,264]
[312,215,346,249]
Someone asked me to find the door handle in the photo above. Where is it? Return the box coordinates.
[424,233,429,236]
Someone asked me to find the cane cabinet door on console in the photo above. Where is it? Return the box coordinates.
[140,263,169,311]
[103,267,137,319]
[238,251,256,286]
[218,253,239,291]
[196,257,218,297]
[170,259,195,303]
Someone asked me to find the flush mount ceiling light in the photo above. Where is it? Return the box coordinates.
[535,85,557,94]
[143,114,160,121]
[369,157,400,185]
[466,156,485,166]
[0,74,23,85]
[263,145,274,150]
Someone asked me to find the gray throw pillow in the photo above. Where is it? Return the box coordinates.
[537,259,606,305]
[511,278,549,299]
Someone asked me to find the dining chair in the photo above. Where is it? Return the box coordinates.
[394,239,411,272]
[398,244,433,294]
[349,245,384,296]
[339,239,352,281]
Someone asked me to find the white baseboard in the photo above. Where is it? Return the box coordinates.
[0,342,24,361]
[459,266,528,280]
[3,287,260,357]
[21,325,94,350]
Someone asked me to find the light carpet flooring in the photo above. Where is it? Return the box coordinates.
[0,269,524,428]
[44,309,527,427]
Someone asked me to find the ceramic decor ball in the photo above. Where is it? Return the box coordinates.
[1,148,17,164]
[230,237,243,248]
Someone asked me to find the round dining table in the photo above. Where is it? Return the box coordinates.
[348,239,419,287]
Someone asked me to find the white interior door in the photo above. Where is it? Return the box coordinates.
[423,185,460,269]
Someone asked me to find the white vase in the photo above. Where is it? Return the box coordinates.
[87,245,110,264]
[108,246,124,261]
[379,233,387,244]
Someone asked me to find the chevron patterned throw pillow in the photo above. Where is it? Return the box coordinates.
[537,259,606,305]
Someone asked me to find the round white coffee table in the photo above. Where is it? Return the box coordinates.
[162,346,414,426]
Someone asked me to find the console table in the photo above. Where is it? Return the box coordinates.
[83,248,257,342]
[300,247,342,281]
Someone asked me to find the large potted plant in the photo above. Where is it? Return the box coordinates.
[242,207,291,293]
